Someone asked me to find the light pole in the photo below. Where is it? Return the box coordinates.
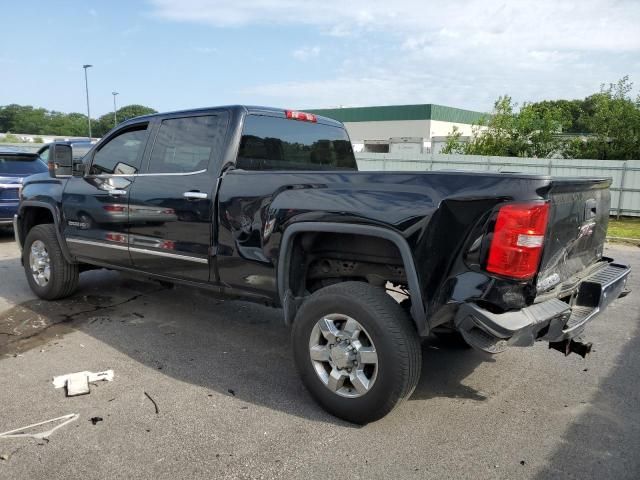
[112,92,119,126]
[82,64,93,139]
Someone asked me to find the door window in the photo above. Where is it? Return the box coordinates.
[89,125,148,175]
[148,116,225,174]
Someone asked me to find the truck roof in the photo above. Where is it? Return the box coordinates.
[129,105,345,128]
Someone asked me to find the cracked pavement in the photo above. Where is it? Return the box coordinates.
[0,229,639,479]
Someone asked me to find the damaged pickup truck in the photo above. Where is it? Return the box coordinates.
[14,105,631,423]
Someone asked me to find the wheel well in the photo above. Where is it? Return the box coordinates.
[279,223,428,334]
[289,232,407,296]
[19,207,54,247]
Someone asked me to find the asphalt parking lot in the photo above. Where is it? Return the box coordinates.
[0,229,638,480]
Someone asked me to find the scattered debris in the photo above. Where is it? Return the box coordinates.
[0,453,9,461]
[144,391,160,414]
[520,460,526,466]
[227,389,236,396]
[52,370,114,397]
[0,414,79,440]
[89,417,103,425]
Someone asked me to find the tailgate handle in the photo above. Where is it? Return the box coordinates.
[585,199,597,219]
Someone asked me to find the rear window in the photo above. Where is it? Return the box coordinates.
[0,155,48,175]
[237,115,356,171]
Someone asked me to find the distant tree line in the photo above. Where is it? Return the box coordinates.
[442,76,640,160]
[0,104,157,139]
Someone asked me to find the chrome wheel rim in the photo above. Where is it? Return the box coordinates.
[309,314,378,398]
[29,240,51,287]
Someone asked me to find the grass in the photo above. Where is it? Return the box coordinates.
[608,217,640,240]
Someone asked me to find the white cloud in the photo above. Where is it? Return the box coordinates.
[148,0,640,109]
[149,0,640,52]
[292,46,321,61]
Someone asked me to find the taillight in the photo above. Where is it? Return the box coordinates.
[285,110,317,123]
[486,201,550,280]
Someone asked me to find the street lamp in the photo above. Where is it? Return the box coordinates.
[112,92,119,126]
[82,64,93,139]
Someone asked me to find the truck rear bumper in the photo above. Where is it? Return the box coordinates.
[455,262,631,353]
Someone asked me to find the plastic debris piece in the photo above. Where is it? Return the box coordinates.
[0,414,79,440]
[52,370,114,396]
[66,373,90,396]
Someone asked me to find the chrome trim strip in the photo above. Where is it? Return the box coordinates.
[0,184,21,188]
[86,169,207,179]
[13,215,21,251]
[66,237,129,251]
[129,246,209,264]
[65,237,209,264]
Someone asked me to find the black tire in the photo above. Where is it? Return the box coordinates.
[23,224,79,300]
[292,281,421,424]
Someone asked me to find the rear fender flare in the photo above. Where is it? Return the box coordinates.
[277,222,428,335]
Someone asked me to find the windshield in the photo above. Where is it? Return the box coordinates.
[237,115,357,171]
[0,155,48,175]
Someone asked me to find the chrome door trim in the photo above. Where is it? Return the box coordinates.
[66,237,209,264]
[129,246,208,264]
[66,237,129,251]
[85,169,207,179]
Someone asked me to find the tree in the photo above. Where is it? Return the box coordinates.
[442,76,640,160]
[0,103,157,138]
[93,104,157,137]
[443,96,564,158]
[565,76,640,160]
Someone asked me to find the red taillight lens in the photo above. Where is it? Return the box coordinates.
[285,110,317,123]
[486,202,550,280]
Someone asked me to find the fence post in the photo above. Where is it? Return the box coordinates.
[617,161,628,219]
[547,160,552,176]
[486,157,491,171]
[428,155,434,171]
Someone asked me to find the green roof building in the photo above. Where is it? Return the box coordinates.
[308,104,487,153]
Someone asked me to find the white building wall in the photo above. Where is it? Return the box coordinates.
[428,120,476,137]
[343,120,429,142]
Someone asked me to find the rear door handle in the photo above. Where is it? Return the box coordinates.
[108,189,127,196]
[183,191,208,200]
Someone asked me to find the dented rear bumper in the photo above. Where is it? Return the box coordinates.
[455,261,631,353]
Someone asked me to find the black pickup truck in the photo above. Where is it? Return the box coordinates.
[14,105,631,423]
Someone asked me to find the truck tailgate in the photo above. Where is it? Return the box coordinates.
[537,177,611,293]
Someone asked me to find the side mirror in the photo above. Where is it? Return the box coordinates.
[48,144,73,178]
[72,160,85,176]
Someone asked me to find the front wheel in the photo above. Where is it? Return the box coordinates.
[23,224,79,300]
[292,281,421,424]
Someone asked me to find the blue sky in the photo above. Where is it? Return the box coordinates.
[3,0,639,117]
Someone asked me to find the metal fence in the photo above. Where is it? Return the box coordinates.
[356,153,640,217]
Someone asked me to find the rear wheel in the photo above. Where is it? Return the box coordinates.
[23,224,79,300]
[292,281,421,424]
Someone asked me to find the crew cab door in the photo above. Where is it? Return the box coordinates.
[127,112,229,282]
[62,122,149,265]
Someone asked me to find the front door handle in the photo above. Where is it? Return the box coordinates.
[183,191,208,200]
[108,189,127,196]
